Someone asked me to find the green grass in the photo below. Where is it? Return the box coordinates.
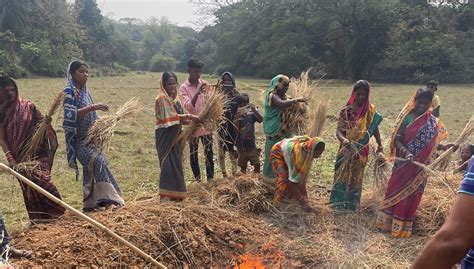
[0,72,471,233]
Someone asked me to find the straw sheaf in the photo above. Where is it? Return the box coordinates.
[85,97,142,151]
[178,86,230,147]
[20,91,64,162]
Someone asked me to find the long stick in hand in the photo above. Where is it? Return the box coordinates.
[0,163,166,269]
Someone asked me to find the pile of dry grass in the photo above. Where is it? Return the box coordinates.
[20,91,64,162]
[178,87,229,146]
[417,174,460,234]
[188,174,276,214]
[85,97,141,151]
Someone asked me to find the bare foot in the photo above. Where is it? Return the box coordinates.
[8,246,32,259]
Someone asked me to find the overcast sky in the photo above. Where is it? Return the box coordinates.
[97,0,209,28]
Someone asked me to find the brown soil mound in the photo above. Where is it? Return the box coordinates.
[9,173,461,268]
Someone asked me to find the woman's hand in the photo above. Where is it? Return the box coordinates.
[8,159,18,168]
[188,114,201,123]
[342,138,350,146]
[92,103,109,112]
[406,153,414,162]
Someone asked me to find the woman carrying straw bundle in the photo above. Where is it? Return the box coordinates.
[62,60,124,212]
[0,76,65,221]
[329,80,383,212]
[375,87,448,238]
[217,72,240,178]
[155,72,199,201]
[271,136,325,212]
[263,75,306,181]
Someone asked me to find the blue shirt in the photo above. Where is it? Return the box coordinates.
[458,157,474,269]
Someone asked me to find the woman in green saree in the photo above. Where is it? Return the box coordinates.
[329,80,383,211]
[262,75,306,181]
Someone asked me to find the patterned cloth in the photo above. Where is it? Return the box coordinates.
[155,73,186,200]
[271,136,324,206]
[329,82,383,211]
[0,213,9,253]
[62,68,124,210]
[263,75,291,180]
[4,96,64,221]
[459,157,474,268]
[375,112,447,238]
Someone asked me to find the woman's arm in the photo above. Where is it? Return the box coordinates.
[178,114,199,125]
[336,109,349,145]
[394,122,413,161]
[270,94,305,109]
[77,103,109,118]
[0,125,16,166]
[374,127,383,153]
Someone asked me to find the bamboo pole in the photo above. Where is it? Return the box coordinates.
[0,163,166,269]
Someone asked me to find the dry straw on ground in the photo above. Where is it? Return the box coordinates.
[11,172,462,268]
[86,97,141,151]
[20,91,64,162]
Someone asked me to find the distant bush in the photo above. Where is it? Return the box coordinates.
[149,53,177,72]
[88,63,130,77]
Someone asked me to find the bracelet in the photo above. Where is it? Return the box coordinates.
[4,151,11,156]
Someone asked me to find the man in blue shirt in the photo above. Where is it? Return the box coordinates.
[413,156,474,268]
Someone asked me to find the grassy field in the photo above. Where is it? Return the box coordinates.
[0,72,472,266]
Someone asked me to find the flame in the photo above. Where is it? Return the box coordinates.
[234,243,283,269]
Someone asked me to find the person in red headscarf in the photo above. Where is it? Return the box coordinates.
[329,80,384,212]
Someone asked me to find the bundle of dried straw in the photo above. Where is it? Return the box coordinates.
[177,86,229,145]
[282,70,314,135]
[20,91,64,162]
[86,97,141,151]
[308,97,328,137]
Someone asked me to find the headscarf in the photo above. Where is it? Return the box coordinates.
[345,80,371,121]
[280,136,324,183]
[263,74,290,136]
[220,71,236,86]
[155,72,181,129]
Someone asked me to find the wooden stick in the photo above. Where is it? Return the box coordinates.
[0,163,166,269]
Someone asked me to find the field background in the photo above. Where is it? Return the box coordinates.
[0,72,472,266]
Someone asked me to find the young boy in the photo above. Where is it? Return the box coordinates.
[235,94,263,173]
[454,144,474,174]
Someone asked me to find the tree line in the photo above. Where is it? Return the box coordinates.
[1,0,473,83]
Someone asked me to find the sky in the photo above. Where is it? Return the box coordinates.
[97,0,209,28]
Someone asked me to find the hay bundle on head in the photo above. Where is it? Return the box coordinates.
[431,115,474,171]
[20,91,64,162]
[177,86,229,146]
[85,97,141,151]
